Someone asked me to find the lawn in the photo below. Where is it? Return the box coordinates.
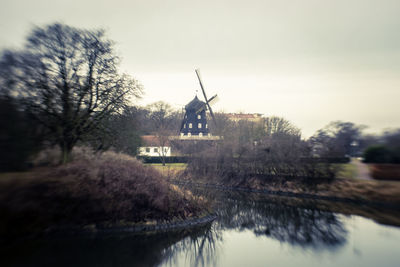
[146,163,187,178]
[336,163,357,179]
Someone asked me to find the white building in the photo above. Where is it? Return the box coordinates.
[138,135,172,157]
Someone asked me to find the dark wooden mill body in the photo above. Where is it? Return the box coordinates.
[180,96,209,137]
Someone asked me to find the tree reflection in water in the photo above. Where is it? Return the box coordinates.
[214,191,348,250]
[2,190,350,266]
[1,223,220,267]
[161,224,222,267]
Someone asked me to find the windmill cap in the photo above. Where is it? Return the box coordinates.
[185,95,206,111]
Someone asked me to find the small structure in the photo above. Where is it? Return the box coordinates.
[138,135,171,157]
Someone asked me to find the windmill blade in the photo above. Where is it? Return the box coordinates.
[195,69,217,127]
[207,94,218,105]
[195,69,207,97]
[195,105,206,114]
[207,104,217,128]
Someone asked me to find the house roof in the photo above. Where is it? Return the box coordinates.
[141,135,171,146]
[185,96,206,112]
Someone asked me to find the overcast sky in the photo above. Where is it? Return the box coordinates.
[1,0,399,137]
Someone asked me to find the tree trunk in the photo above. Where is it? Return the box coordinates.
[161,155,166,166]
[61,142,74,164]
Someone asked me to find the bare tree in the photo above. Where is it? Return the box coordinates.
[0,23,142,163]
[146,101,181,165]
[264,116,301,137]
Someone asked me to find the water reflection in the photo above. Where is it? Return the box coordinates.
[2,190,369,267]
[1,224,218,267]
[215,192,347,250]
[162,224,222,267]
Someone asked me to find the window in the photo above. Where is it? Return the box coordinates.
[184,124,186,128]
[164,148,168,153]
[206,123,208,129]
[154,148,158,153]
[188,132,191,137]
[199,132,203,137]
[145,147,150,153]
[189,123,192,128]
[197,114,201,119]
[198,123,202,128]
[180,132,184,137]
[208,133,211,137]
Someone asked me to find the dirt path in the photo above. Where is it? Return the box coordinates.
[351,158,373,180]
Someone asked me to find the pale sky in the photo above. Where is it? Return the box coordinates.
[1,0,399,137]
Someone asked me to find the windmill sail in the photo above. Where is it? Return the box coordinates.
[195,69,217,127]
[207,94,219,106]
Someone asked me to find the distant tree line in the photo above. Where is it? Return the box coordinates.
[186,115,400,182]
[363,129,400,163]
[0,96,43,171]
[310,121,400,164]
[1,23,399,174]
[186,115,336,183]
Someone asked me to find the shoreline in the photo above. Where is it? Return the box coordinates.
[46,213,217,237]
[171,179,400,210]
[1,213,217,245]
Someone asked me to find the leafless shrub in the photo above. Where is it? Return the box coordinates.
[1,151,207,238]
[52,151,206,222]
[187,116,337,185]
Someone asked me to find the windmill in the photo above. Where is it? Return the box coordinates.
[179,69,218,138]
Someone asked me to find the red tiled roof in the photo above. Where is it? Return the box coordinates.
[141,135,171,146]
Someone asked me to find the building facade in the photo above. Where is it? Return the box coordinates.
[138,135,172,157]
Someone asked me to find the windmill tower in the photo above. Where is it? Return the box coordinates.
[179,69,218,139]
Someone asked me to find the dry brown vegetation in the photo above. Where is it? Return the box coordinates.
[316,178,400,205]
[370,164,400,181]
[179,171,400,208]
[0,149,208,240]
[147,163,187,179]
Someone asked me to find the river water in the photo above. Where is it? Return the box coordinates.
[2,190,400,267]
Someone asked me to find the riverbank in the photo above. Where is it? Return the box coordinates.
[0,151,210,241]
[175,173,400,209]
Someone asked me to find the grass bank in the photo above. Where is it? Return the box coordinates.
[0,151,208,241]
[146,163,187,178]
[178,172,400,209]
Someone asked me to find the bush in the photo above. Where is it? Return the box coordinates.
[0,150,207,239]
[363,145,396,163]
